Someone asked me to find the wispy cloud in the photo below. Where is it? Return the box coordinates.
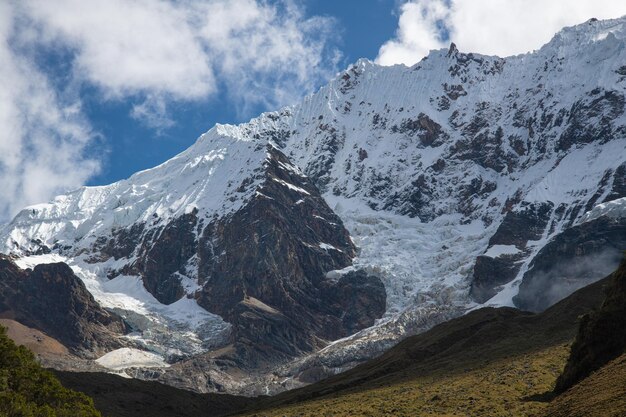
[377,0,626,66]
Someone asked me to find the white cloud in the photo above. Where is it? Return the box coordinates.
[194,0,340,115]
[22,0,215,100]
[0,2,100,221]
[377,0,450,66]
[377,0,626,66]
[20,0,339,118]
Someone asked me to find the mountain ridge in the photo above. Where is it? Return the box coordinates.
[0,16,625,394]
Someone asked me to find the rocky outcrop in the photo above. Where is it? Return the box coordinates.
[391,113,448,147]
[0,256,127,357]
[132,212,199,305]
[470,253,525,303]
[554,255,626,393]
[605,162,626,202]
[514,216,626,312]
[470,202,553,302]
[556,89,625,152]
[197,147,386,363]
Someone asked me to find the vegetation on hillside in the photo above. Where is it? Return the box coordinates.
[241,344,570,417]
[0,326,101,417]
[235,273,611,417]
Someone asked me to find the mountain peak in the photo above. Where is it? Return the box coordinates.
[1,17,625,395]
[542,15,626,55]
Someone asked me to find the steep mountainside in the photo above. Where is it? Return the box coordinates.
[0,17,625,393]
[0,256,127,358]
[233,272,610,416]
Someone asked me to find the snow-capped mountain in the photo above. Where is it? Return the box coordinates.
[1,17,625,394]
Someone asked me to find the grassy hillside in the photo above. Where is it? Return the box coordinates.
[240,344,570,417]
[55,371,256,417]
[546,352,626,417]
[235,276,610,416]
[0,325,101,417]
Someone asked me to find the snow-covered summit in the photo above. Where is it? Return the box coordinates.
[0,17,625,394]
[3,129,267,254]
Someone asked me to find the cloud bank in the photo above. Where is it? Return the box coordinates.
[0,0,339,220]
[0,2,100,220]
[377,0,626,66]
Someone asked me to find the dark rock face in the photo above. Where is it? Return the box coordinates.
[470,253,525,303]
[470,202,553,303]
[321,270,386,335]
[91,223,145,262]
[605,162,626,202]
[133,212,198,305]
[514,216,626,312]
[451,126,511,173]
[554,255,626,393]
[491,202,553,246]
[391,113,448,147]
[557,89,625,152]
[0,256,127,356]
[194,146,386,362]
[91,213,198,305]
[70,144,385,364]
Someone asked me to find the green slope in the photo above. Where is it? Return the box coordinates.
[0,326,101,417]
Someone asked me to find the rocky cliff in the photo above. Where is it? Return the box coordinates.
[0,256,126,357]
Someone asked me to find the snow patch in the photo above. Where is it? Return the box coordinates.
[271,177,311,195]
[13,254,66,270]
[96,348,169,371]
[319,242,342,252]
[582,197,626,223]
[483,245,521,258]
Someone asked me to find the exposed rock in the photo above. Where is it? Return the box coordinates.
[605,162,626,202]
[132,212,198,305]
[0,256,127,357]
[196,146,385,363]
[514,216,626,312]
[321,270,386,335]
[442,83,467,100]
[470,202,553,302]
[470,253,525,303]
[557,89,625,151]
[391,113,448,147]
[489,202,553,247]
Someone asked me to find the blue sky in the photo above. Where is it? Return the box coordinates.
[1,0,625,221]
